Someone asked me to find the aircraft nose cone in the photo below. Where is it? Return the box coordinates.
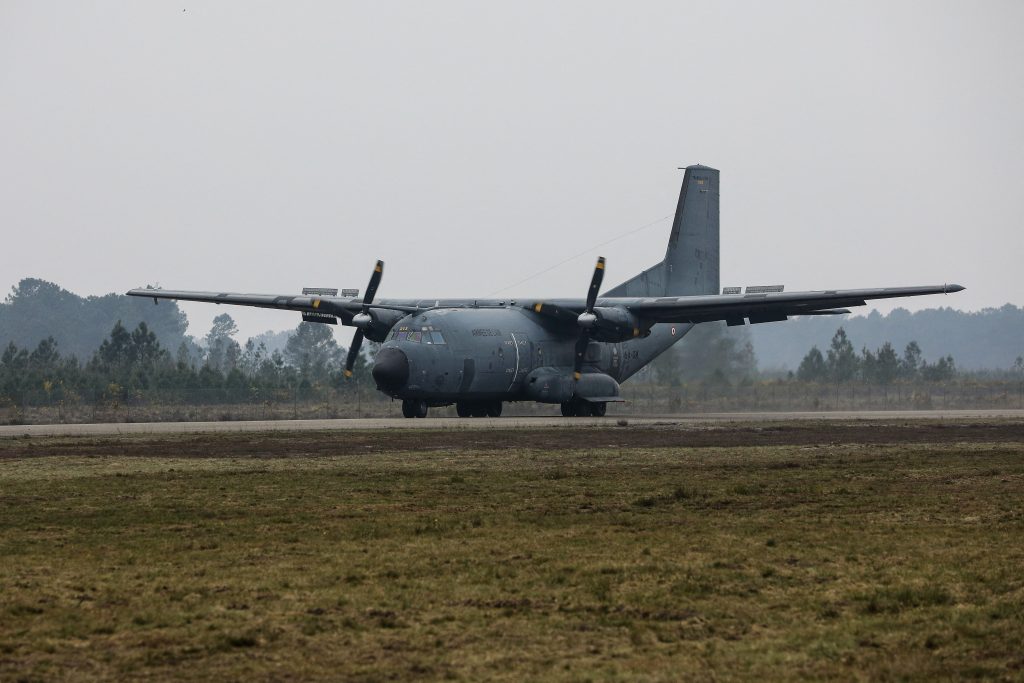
[372,347,409,392]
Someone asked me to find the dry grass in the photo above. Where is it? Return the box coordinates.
[1,426,1023,681]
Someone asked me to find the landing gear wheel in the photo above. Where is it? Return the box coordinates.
[561,399,593,417]
[590,402,607,417]
[402,399,428,419]
[456,401,472,418]
[485,401,503,417]
[470,403,488,418]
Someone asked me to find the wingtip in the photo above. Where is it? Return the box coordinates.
[945,284,966,293]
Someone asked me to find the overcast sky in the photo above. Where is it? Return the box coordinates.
[2,2,1021,344]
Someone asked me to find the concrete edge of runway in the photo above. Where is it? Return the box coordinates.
[2,409,1022,438]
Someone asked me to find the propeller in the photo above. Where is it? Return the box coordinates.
[344,260,384,378]
[573,257,605,380]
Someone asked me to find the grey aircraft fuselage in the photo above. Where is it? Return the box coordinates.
[367,303,690,406]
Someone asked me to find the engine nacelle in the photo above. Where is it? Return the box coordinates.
[358,309,407,342]
[590,306,650,342]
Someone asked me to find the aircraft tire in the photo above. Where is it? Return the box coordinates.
[565,399,589,417]
[590,402,607,417]
[485,401,503,417]
[456,401,472,418]
[470,403,488,418]
[414,400,428,418]
[401,400,416,419]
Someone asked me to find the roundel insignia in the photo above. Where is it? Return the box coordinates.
[671,326,677,336]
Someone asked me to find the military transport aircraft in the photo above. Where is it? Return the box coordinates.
[128,166,963,418]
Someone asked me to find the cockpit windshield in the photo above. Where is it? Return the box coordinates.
[391,326,446,345]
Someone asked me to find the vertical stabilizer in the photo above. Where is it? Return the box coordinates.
[604,165,720,297]
[665,165,720,296]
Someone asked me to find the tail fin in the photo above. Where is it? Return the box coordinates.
[603,165,720,297]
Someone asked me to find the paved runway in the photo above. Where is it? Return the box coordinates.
[2,409,1021,438]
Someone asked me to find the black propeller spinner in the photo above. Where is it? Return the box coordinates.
[573,256,605,381]
[344,259,384,378]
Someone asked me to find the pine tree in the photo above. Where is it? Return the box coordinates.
[900,341,922,379]
[284,323,342,378]
[826,327,859,383]
[797,346,826,381]
[875,342,899,385]
[205,314,241,374]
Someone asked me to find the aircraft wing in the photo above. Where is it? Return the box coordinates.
[124,288,419,321]
[620,284,964,324]
[129,282,964,329]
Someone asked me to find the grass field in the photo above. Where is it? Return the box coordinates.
[2,421,1023,681]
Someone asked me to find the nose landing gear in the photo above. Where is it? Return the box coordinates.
[401,399,428,418]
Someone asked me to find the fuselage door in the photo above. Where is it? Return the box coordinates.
[458,358,475,394]
[507,332,531,390]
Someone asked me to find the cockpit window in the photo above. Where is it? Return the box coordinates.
[391,326,446,344]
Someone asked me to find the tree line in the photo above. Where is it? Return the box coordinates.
[5,278,1022,381]
[650,322,1023,390]
[747,304,1024,371]
[0,314,374,407]
[795,327,957,384]
[1,278,192,361]
[3,313,1020,410]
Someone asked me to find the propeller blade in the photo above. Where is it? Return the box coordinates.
[530,301,581,324]
[573,333,590,381]
[346,260,383,379]
[362,260,384,313]
[344,330,365,378]
[573,257,605,383]
[586,257,605,312]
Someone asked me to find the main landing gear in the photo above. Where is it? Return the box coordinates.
[401,400,504,419]
[560,399,606,417]
[401,399,428,419]
[455,400,502,418]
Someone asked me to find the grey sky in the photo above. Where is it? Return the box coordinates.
[2,2,1021,345]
